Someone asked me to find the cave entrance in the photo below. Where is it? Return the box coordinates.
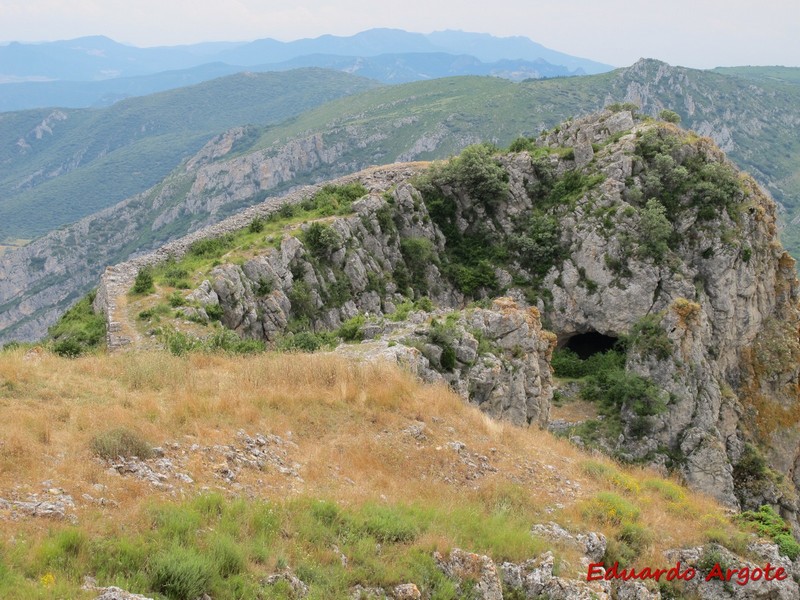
[563,331,619,360]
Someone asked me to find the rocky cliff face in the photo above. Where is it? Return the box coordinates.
[534,113,800,517]
[93,109,800,522]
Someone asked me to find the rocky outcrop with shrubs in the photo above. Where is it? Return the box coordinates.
[93,109,800,531]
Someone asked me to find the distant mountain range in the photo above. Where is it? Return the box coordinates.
[0,29,612,110]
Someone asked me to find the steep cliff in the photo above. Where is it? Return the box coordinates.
[92,109,800,522]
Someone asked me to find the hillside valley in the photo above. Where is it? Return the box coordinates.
[0,68,378,243]
[4,60,800,343]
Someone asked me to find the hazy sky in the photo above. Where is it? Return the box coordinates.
[1,0,798,69]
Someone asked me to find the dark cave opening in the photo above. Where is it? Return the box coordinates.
[563,331,619,360]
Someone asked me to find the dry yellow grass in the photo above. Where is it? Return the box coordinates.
[0,347,746,575]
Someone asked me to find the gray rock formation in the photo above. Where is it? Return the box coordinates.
[335,298,555,426]
[664,543,800,599]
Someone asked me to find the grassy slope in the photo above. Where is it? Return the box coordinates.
[0,349,752,598]
[0,69,378,241]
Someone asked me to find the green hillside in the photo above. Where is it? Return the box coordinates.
[237,62,800,255]
[0,69,378,241]
[713,65,800,86]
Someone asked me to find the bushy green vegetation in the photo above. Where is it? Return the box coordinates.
[431,144,509,210]
[632,126,745,224]
[300,182,369,216]
[46,291,106,357]
[386,297,434,322]
[553,330,666,442]
[275,330,338,353]
[582,366,665,419]
[551,347,625,379]
[629,313,673,361]
[303,223,342,259]
[658,109,681,124]
[731,443,785,509]
[510,211,565,278]
[131,268,155,295]
[337,315,366,342]
[159,328,267,357]
[0,493,546,599]
[638,198,672,261]
[737,505,800,560]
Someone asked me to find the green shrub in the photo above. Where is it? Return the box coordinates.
[659,109,681,124]
[697,544,733,572]
[278,203,297,219]
[205,303,223,322]
[131,267,155,295]
[52,338,85,358]
[639,198,672,261]
[324,276,351,308]
[551,347,626,379]
[288,281,317,321]
[738,505,800,560]
[210,536,246,577]
[629,313,672,360]
[440,344,457,371]
[304,222,342,258]
[603,537,638,568]
[507,136,537,153]
[337,315,366,342]
[255,277,274,296]
[310,182,368,216]
[438,144,509,210]
[162,261,191,288]
[187,235,234,259]
[248,217,265,233]
[511,211,563,277]
[161,328,201,356]
[545,171,604,207]
[551,348,584,378]
[400,237,437,292]
[168,292,186,307]
[276,331,336,353]
[149,547,213,600]
[582,367,665,418]
[618,523,653,554]
[205,330,266,354]
[91,427,153,460]
[447,260,497,295]
[388,300,414,322]
[375,204,396,234]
